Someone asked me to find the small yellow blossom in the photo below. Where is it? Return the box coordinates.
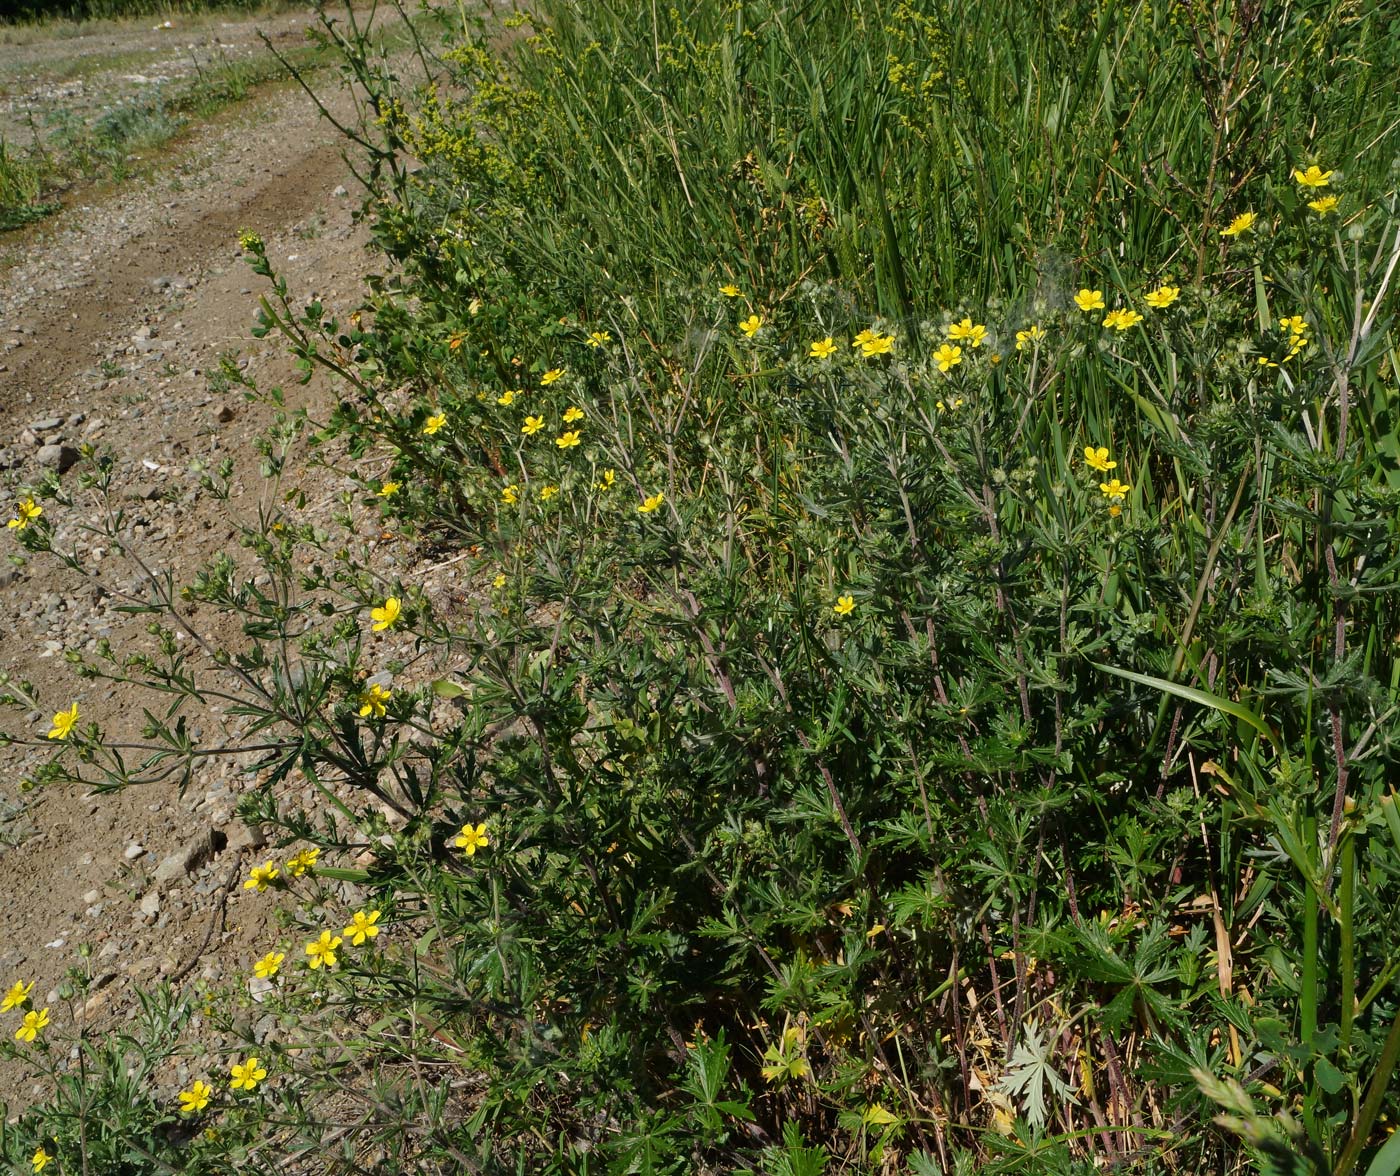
[935,397,964,411]
[253,951,285,979]
[1074,289,1105,312]
[851,328,875,350]
[370,596,401,632]
[833,595,855,616]
[739,314,763,338]
[243,862,279,893]
[638,491,665,513]
[1100,478,1132,501]
[586,331,612,348]
[933,343,963,372]
[1103,308,1144,330]
[719,284,741,297]
[1292,165,1333,189]
[563,406,585,423]
[358,683,392,719]
[501,484,519,505]
[947,317,987,347]
[422,413,447,436]
[1278,314,1309,338]
[556,431,582,450]
[1308,195,1339,216]
[596,468,616,492]
[497,389,517,406]
[378,481,400,498]
[1143,284,1180,308]
[285,848,319,877]
[179,1080,213,1114]
[304,931,342,971]
[1083,446,1117,473]
[860,332,895,358]
[454,821,489,855]
[2,980,33,1012]
[15,1008,49,1043]
[32,1146,51,1173]
[541,368,565,386]
[522,415,545,436]
[539,485,559,501]
[229,1056,267,1091]
[47,702,79,742]
[1015,325,1045,350]
[1220,211,1257,237]
[809,337,837,359]
[493,573,507,588]
[7,497,42,531]
[343,909,381,946]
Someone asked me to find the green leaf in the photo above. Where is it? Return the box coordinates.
[1363,1128,1400,1176]
[1091,661,1277,744]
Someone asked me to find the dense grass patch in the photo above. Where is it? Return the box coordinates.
[5,1,1400,1173]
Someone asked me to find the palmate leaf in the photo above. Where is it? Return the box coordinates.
[996,1020,1077,1130]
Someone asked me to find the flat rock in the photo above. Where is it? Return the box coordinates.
[36,444,80,473]
[153,829,224,887]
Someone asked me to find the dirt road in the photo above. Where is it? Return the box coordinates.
[0,7,385,1107]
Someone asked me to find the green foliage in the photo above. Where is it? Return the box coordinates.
[5,0,1400,1173]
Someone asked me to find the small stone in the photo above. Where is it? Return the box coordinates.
[36,444,80,473]
[248,975,273,1003]
[215,403,235,423]
[127,483,160,501]
[153,829,224,888]
[333,184,348,198]
[124,842,145,861]
[223,821,267,854]
[140,891,160,918]
[83,889,101,905]
[18,428,41,447]
[28,417,63,432]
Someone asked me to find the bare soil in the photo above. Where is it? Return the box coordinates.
[0,7,389,1109]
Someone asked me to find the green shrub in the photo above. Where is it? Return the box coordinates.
[5,1,1400,1173]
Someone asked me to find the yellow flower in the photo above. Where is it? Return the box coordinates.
[32,1146,51,1173]
[304,931,342,971]
[243,862,279,892]
[586,331,612,348]
[638,491,665,513]
[596,468,616,492]
[563,406,585,423]
[15,1008,49,1043]
[1143,284,1180,308]
[1015,325,1045,350]
[860,332,895,358]
[1220,211,1256,237]
[497,389,517,406]
[1308,195,1339,216]
[719,284,741,297]
[933,344,962,372]
[539,484,558,501]
[493,573,507,588]
[7,497,42,530]
[1292,165,1333,189]
[522,415,545,436]
[833,594,855,616]
[2,980,33,1012]
[422,413,447,435]
[501,484,519,505]
[1100,478,1131,501]
[556,431,582,450]
[253,951,285,979]
[739,314,763,338]
[378,481,400,498]
[541,368,565,386]
[851,328,875,350]
[1074,289,1105,312]
[370,596,401,632]
[454,821,489,855]
[1103,308,1143,330]
[1278,314,1308,338]
[285,848,319,877]
[935,397,964,411]
[947,317,987,347]
[343,909,381,946]
[46,702,79,741]
[809,337,837,359]
[229,1056,268,1091]
[357,683,392,718]
[179,1080,213,1114]
[1083,446,1117,473]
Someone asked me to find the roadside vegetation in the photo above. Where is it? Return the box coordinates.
[4,0,1400,1173]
